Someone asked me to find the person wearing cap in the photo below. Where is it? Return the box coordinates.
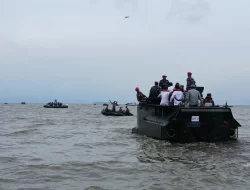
[159,75,172,90]
[203,93,215,107]
[158,86,170,106]
[170,84,184,106]
[149,81,161,100]
[186,72,196,91]
[135,87,147,102]
[186,85,202,107]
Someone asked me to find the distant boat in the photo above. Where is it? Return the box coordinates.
[21,102,26,104]
[93,102,109,105]
[224,101,233,108]
[4,103,8,104]
[125,102,137,106]
[44,99,68,108]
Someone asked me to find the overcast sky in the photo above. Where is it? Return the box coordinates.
[1,0,250,104]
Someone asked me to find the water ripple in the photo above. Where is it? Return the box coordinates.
[0,104,249,190]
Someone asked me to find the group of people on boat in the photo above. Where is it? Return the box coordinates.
[47,99,64,107]
[104,102,131,114]
[135,72,215,107]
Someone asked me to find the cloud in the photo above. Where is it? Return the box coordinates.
[166,0,210,23]
[0,0,250,104]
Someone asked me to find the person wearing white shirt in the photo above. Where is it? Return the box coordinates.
[170,85,184,106]
[158,86,170,106]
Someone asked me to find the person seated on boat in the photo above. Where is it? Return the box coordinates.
[125,106,130,114]
[203,93,215,107]
[158,86,170,106]
[186,85,202,107]
[135,87,147,102]
[170,84,184,106]
[112,103,116,112]
[119,107,123,113]
[159,75,172,89]
[186,72,196,91]
[105,105,109,112]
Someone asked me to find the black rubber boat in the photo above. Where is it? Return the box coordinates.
[132,87,241,143]
[101,110,133,116]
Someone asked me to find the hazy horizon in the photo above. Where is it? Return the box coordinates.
[1,0,250,104]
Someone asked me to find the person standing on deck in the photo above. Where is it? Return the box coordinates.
[158,86,170,106]
[149,81,161,98]
[135,87,147,102]
[186,72,196,91]
[186,85,202,107]
[159,75,172,89]
[170,84,184,106]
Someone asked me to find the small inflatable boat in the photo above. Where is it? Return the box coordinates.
[101,109,133,116]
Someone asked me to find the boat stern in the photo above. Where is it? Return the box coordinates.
[134,104,241,142]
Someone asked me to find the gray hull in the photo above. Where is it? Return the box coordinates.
[44,105,68,108]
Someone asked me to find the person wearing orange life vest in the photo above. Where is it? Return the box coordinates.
[135,87,147,102]
[186,72,196,91]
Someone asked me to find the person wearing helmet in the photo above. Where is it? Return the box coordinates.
[149,81,161,104]
[159,75,172,90]
[203,93,215,107]
[186,72,196,91]
[135,87,147,102]
[186,85,201,107]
